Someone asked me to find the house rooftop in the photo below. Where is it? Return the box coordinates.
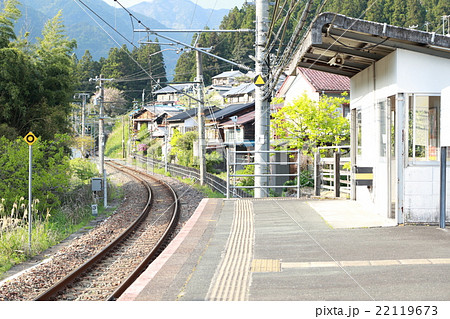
[298,67,349,92]
[219,110,255,128]
[207,102,255,121]
[223,83,255,97]
[153,84,194,94]
[212,70,245,79]
[167,106,219,122]
[289,12,450,77]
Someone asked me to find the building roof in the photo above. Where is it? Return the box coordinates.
[167,106,219,122]
[212,70,245,79]
[132,105,183,119]
[153,83,194,94]
[223,83,255,97]
[289,12,450,77]
[206,102,255,121]
[298,67,350,92]
[219,110,255,128]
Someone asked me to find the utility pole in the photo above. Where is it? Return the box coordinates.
[196,47,206,186]
[75,93,90,156]
[90,75,113,208]
[254,0,270,198]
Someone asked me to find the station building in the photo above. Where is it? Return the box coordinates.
[289,13,450,224]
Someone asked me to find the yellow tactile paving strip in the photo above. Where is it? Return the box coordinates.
[251,259,281,273]
[282,258,450,269]
[206,200,254,301]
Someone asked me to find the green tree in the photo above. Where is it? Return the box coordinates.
[0,135,71,215]
[174,50,196,83]
[174,4,255,85]
[405,0,426,28]
[365,0,388,23]
[169,129,198,167]
[391,0,408,26]
[0,47,41,138]
[0,0,20,48]
[131,42,167,103]
[271,94,350,155]
[75,50,102,92]
[33,11,77,140]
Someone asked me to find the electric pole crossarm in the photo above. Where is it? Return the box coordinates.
[134,28,254,72]
[135,29,255,33]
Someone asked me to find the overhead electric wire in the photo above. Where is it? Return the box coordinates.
[263,0,315,99]
[72,0,164,92]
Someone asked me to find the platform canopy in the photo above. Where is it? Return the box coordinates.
[288,12,450,77]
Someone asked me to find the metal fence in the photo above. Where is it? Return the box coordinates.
[314,146,351,197]
[134,155,251,198]
[226,149,301,199]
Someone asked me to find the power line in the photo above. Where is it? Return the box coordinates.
[72,0,163,91]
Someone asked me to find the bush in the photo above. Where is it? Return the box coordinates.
[70,158,98,185]
[0,135,71,215]
[206,151,223,173]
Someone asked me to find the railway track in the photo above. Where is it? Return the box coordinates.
[34,160,180,301]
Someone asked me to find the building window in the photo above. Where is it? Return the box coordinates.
[408,95,440,161]
[357,109,362,157]
[225,128,242,144]
[379,100,387,157]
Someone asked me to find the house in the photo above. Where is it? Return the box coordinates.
[205,102,255,149]
[131,105,183,136]
[223,83,256,105]
[218,110,255,148]
[277,67,350,117]
[153,84,195,106]
[166,106,219,138]
[212,70,246,86]
[289,12,450,224]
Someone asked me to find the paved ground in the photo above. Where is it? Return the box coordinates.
[118,198,450,302]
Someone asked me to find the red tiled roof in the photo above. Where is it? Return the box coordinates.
[298,67,350,92]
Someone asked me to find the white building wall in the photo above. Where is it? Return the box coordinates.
[284,74,320,106]
[400,52,450,222]
[351,49,450,223]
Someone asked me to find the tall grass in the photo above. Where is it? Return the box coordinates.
[105,116,129,159]
[0,158,121,279]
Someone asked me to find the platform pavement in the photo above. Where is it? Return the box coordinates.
[118,198,450,301]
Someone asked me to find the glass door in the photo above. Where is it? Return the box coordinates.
[388,96,396,219]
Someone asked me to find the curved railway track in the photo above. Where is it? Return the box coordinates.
[34,160,180,301]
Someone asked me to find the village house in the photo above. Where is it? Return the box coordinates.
[223,83,256,104]
[289,12,450,224]
[277,66,350,117]
[153,84,195,106]
[211,70,246,86]
[205,102,255,150]
[165,106,219,138]
[131,105,183,137]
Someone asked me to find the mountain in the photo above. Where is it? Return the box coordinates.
[15,0,169,60]
[13,0,230,78]
[128,0,229,29]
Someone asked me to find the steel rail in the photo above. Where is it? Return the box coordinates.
[106,163,180,300]
[34,160,179,301]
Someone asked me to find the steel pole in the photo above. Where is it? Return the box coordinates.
[196,49,206,186]
[254,0,270,198]
[440,146,447,229]
[99,76,107,208]
[28,144,32,254]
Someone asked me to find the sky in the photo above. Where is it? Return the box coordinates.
[103,0,248,10]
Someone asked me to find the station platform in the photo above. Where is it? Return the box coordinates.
[118,198,450,301]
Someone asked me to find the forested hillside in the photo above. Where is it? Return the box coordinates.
[173,0,449,84]
[0,0,75,140]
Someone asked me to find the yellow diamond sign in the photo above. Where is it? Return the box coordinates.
[24,132,38,146]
